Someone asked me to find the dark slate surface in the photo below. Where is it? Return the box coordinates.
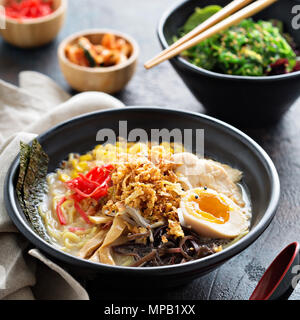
[1,0,300,300]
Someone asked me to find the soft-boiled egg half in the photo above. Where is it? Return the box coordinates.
[179,187,249,239]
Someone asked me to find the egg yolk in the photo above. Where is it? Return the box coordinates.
[186,191,230,224]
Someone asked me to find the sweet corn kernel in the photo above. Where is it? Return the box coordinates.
[128,143,148,154]
[70,170,79,178]
[79,154,93,162]
[94,144,103,150]
[71,159,78,168]
[58,173,71,182]
[76,161,88,172]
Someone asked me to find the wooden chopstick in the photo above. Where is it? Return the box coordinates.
[144,0,254,69]
[144,0,277,70]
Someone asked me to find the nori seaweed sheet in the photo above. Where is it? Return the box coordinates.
[16,142,31,219]
[16,139,51,243]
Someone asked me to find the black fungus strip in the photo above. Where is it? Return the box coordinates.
[130,250,157,267]
[127,231,150,240]
[112,225,220,267]
[179,236,195,260]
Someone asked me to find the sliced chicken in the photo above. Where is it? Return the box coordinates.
[173,152,244,207]
[220,163,243,184]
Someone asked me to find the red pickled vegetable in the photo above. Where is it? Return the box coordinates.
[5,0,54,20]
[74,202,92,224]
[86,164,114,183]
[65,165,113,201]
[56,165,114,226]
[56,196,67,225]
[68,227,85,233]
[71,184,109,202]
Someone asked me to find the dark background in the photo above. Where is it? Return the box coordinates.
[1,0,300,300]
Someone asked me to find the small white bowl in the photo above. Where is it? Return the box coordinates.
[58,29,139,94]
[0,0,67,48]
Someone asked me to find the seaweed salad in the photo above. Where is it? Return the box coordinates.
[176,5,300,76]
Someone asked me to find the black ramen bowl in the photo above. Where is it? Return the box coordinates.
[4,107,280,287]
[157,0,300,127]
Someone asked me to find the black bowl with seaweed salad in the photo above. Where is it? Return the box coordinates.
[158,0,300,127]
[176,6,299,76]
[4,107,280,287]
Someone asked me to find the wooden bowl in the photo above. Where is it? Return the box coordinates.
[58,29,139,94]
[0,0,67,48]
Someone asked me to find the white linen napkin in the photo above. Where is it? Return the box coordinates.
[0,71,125,300]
